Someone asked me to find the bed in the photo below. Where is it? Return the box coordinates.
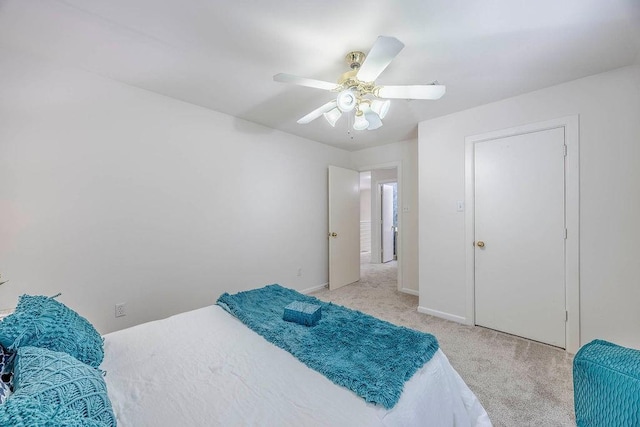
[0,290,490,426]
[102,302,491,426]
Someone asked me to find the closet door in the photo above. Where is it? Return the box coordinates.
[474,127,566,348]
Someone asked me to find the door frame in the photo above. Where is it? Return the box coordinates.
[358,161,405,293]
[379,180,397,263]
[464,115,580,353]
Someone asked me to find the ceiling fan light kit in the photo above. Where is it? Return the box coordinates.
[353,111,370,131]
[323,107,342,127]
[274,36,446,136]
[370,99,390,119]
[361,104,383,130]
[336,89,357,112]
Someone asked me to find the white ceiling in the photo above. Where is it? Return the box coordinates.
[1,0,639,151]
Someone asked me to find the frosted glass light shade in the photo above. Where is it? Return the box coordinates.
[323,108,342,127]
[365,113,382,130]
[336,90,357,112]
[361,105,382,130]
[370,99,390,119]
[353,113,369,130]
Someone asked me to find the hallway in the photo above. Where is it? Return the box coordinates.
[313,253,416,323]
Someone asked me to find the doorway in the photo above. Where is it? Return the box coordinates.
[381,182,397,263]
[359,167,400,286]
[464,116,580,353]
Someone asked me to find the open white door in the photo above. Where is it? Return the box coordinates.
[381,183,395,263]
[328,165,360,290]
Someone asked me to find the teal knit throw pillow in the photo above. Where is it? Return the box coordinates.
[0,380,11,404]
[0,295,104,367]
[0,395,108,426]
[11,346,115,426]
[574,339,640,426]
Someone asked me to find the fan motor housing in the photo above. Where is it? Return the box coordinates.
[345,51,365,70]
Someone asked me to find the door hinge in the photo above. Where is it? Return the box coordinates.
[565,311,569,322]
[564,228,568,239]
[563,144,567,157]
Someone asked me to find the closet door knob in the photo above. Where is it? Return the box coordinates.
[476,241,485,248]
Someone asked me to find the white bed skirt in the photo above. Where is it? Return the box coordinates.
[102,305,491,426]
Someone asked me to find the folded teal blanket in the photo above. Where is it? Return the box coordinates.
[217,284,439,409]
[283,301,321,326]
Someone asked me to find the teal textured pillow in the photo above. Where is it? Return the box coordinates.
[0,380,11,404]
[0,294,104,367]
[574,339,640,426]
[0,395,108,426]
[11,346,115,427]
[0,342,15,394]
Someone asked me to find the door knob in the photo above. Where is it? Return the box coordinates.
[476,241,485,248]
[329,232,338,238]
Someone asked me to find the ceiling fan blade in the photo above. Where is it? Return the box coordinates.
[377,84,446,100]
[297,100,338,124]
[274,73,338,91]
[356,36,405,82]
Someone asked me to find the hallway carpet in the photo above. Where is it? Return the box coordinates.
[311,257,575,426]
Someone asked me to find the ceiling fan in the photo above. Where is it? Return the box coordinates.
[273,36,445,131]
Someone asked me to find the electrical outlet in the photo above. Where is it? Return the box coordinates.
[297,267,302,277]
[115,303,126,318]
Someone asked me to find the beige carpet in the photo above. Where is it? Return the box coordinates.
[311,255,575,426]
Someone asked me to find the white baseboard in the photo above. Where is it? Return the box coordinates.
[400,288,419,296]
[301,283,328,294]
[417,306,467,324]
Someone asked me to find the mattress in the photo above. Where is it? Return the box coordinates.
[102,305,491,426]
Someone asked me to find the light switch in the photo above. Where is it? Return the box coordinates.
[456,201,465,212]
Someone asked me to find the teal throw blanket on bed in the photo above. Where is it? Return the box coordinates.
[217,284,439,409]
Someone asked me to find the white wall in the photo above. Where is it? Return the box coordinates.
[418,65,640,349]
[360,189,371,223]
[371,168,398,182]
[352,140,419,294]
[359,187,371,253]
[0,47,351,334]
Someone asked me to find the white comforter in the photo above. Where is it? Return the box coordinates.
[102,305,491,426]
